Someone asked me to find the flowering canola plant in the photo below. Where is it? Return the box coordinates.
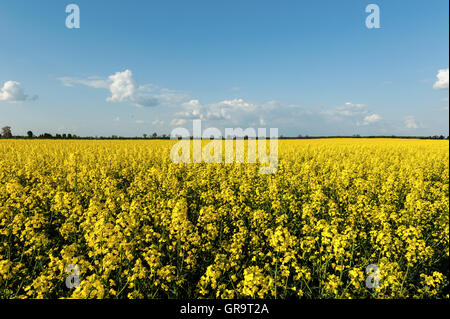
[0,138,448,299]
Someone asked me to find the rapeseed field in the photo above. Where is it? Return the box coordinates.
[0,139,448,299]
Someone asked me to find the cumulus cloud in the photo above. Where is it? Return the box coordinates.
[107,70,136,103]
[321,101,385,129]
[152,120,164,125]
[167,97,396,135]
[170,98,259,125]
[207,98,256,120]
[404,116,419,129]
[170,98,321,133]
[171,118,187,126]
[174,99,204,120]
[358,114,382,126]
[59,69,182,107]
[0,81,37,102]
[433,68,449,90]
[322,102,368,117]
[216,98,256,111]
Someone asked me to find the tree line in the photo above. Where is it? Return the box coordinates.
[1,126,449,140]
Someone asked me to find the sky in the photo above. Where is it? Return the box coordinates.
[0,0,449,137]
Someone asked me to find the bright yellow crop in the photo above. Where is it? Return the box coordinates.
[0,138,448,299]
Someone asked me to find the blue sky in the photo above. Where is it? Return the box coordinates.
[0,0,448,137]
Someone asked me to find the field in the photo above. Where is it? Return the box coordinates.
[0,139,448,299]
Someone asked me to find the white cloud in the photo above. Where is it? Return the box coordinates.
[171,118,187,126]
[106,70,160,107]
[152,120,164,125]
[322,102,385,128]
[323,102,368,117]
[60,69,183,107]
[183,99,201,108]
[135,120,145,124]
[175,99,204,119]
[405,116,419,129]
[345,102,365,107]
[216,98,256,112]
[433,68,449,90]
[167,97,406,136]
[0,80,37,102]
[170,98,258,125]
[205,98,256,120]
[60,76,109,89]
[113,116,120,122]
[205,107,231,121]
[107,70,136,103]
[358,114,382,126]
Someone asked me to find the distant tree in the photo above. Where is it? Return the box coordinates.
[43,133,53,138]
[1,126,12,138]
[162,134,167,138]
[55,134,62,139]
[67,134,72,139]
[27,131,33,138]
[152,132,158,138]
[143,134,147,139]
[62,133,67,139]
